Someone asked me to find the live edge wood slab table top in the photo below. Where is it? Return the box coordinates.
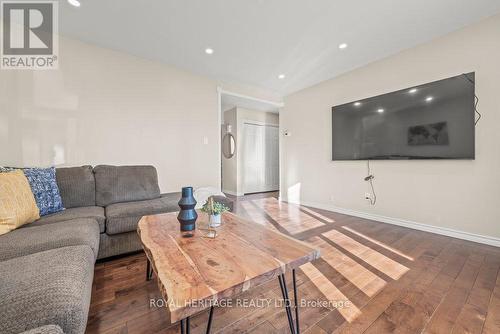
[137,211,320,324]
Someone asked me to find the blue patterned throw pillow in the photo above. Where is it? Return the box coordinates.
[23,167,64,216]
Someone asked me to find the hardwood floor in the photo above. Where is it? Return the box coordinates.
[86,193,500,334]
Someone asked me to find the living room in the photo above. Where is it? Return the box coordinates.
[1,1,500,334]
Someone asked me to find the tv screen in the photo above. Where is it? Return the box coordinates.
[332,73,475,160]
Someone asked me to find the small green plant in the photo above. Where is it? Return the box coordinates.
[201,197,230,215]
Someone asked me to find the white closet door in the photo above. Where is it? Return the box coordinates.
[243,123,279,194]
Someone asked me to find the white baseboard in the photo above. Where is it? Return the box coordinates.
[222,189,244,197]
[285,199,500,248]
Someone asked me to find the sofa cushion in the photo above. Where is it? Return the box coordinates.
[105,196,178,235]
[23,167,64,216]
[0,246,95,334]
[0,170,40,235]
[160,192,181,207]
[30,206,105,233]
[19,325,64,334]
[98,231,143,260]
[94,165,161,207]
[56,166,96,208]
[0,218,100,261]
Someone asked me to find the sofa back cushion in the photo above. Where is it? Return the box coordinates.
[94,165,161,206]
[0,170,40,235]
[56,166,96,208]
[23,167,64,216]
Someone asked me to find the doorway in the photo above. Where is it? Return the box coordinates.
[242,122,279,194]
[218,89,283,196]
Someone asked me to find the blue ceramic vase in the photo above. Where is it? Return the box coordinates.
[177,187,197,237]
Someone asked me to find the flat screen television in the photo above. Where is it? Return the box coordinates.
[332,73,475,160]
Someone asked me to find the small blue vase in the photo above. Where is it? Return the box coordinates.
[177,187,197,237]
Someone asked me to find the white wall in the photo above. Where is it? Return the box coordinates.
[221,107,238,194]
[0,37,220,193]
[281,14,500,241]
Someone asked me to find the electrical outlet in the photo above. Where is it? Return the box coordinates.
[365,193,372,201]
[330,195,335,202]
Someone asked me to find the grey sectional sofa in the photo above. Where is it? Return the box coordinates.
[0,165,232,334]
[44,165,181,259]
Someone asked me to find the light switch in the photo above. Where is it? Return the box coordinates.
[203,137,209,145]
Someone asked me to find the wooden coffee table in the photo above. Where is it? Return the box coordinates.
[137,211,320,334]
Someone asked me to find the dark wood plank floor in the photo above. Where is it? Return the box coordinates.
[86,193,500,334]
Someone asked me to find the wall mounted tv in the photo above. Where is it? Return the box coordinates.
[332,73,475,160]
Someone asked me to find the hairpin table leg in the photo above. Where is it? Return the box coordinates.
[292,269,300,333]
[279,273,297,334]
[146,258,153,281]
[206,306,214,334]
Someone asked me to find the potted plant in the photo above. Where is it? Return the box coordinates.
[201,196,230,228]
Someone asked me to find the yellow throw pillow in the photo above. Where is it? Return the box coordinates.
[0,170,40,235]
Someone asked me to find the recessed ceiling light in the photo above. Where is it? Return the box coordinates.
[409,88,418,94]
[278,74,286,79]
[68,0,81,7]
[354,102,362,107]
[425,96,434,102]
[205,48,214,55]
[377,108,385,113]
[338,43,348,50]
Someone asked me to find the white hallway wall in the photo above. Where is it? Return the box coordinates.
[221,107,239,195]
[281,14,500,242]
[0,36,281,193]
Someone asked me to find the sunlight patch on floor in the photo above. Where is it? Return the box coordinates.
[341,226,414,261]
[300,262,361,322]
[252,198,323,234]
[297,205,335,223]
[239,201,278,231]
[322,230,409,280]
[308,236,386,297]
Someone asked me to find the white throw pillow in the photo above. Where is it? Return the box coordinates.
[194,187,225,209]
